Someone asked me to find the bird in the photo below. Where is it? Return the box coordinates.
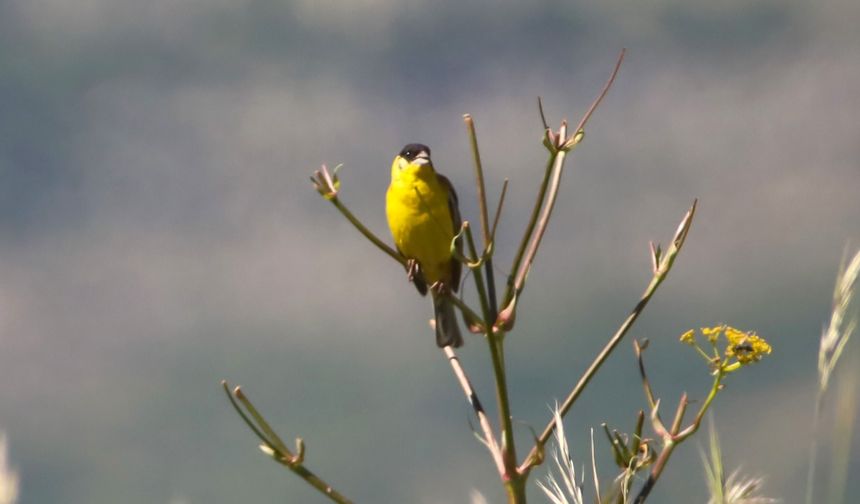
[386,143,464,348]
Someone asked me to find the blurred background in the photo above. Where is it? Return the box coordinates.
[1,0,859,502]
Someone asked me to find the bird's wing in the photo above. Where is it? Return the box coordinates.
[436,173,463,292]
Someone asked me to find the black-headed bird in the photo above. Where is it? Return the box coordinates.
[386,143,464,347]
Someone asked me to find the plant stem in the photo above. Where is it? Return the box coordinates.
[280,463,355,504]
[443,346,505,475]
[510,149,568,295]
[633,441,675,504]
[460,209,519,482]
[503,151,558,307]
[222,381,355,504]
[572,49,625,137]
[464,114,499,319]
[464,223,494,326]
[488,332,518,474]
[329,197,406,267]
[680,373,722,438]
[464,115,491,246]
[505,476,529,504]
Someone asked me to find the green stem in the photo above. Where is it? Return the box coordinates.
[503,151,558,307]
[510,149,569,296]
[463,115,501,320]
[279,462,355,504]
[687,373,723,435]
[489,333,517,473]
[484,179,508,321]
[464,115,492,249]
[329,197,406,267]
[677,371,722,440]
[222,381,354,504]
[463,223,493,325]
[464,219,518,479]
[504,476,529,504]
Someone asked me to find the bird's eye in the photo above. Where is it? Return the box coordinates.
[404,150,413,158]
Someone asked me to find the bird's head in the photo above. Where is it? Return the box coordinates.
[395,143,432,170]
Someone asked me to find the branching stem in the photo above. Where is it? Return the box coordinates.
[222,381,354,504]
[519,200,696,474]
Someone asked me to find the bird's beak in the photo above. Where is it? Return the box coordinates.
[413,150,430,165]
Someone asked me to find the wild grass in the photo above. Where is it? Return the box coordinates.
[806,249,860,504]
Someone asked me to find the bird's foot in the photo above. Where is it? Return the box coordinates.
[406,259,420,283]
[430,281,450,296]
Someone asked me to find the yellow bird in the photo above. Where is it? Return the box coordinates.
[386,143,464,347]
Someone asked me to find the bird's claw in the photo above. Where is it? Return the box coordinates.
[406,259,420,283]
[430,281,449,296]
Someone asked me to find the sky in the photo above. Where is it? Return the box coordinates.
[1,0,859,502]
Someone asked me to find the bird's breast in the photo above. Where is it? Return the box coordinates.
[386,174,454,284]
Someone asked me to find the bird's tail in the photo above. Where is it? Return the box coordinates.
[432,293,463,348]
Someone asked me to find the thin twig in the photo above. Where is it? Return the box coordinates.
[537,96,550,131]
[464,115,492,251]
[464,114,500,319]
[635,341,658,411]
[234,387,291,454]
[573,49,626,136]
[503,150,558,308]
[222,381,272,447]
[331,197,406,267]
[443,346,506,475]
[311,165,406,267]
[669,393,688,436]
[461,221,497,344]
[222,381,355,504]
[511,148,568,294]
[490,180,509,245]
[634,340,668,438]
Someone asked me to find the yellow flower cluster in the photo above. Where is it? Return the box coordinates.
[724,327,772,364]
[678,325,772,370]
